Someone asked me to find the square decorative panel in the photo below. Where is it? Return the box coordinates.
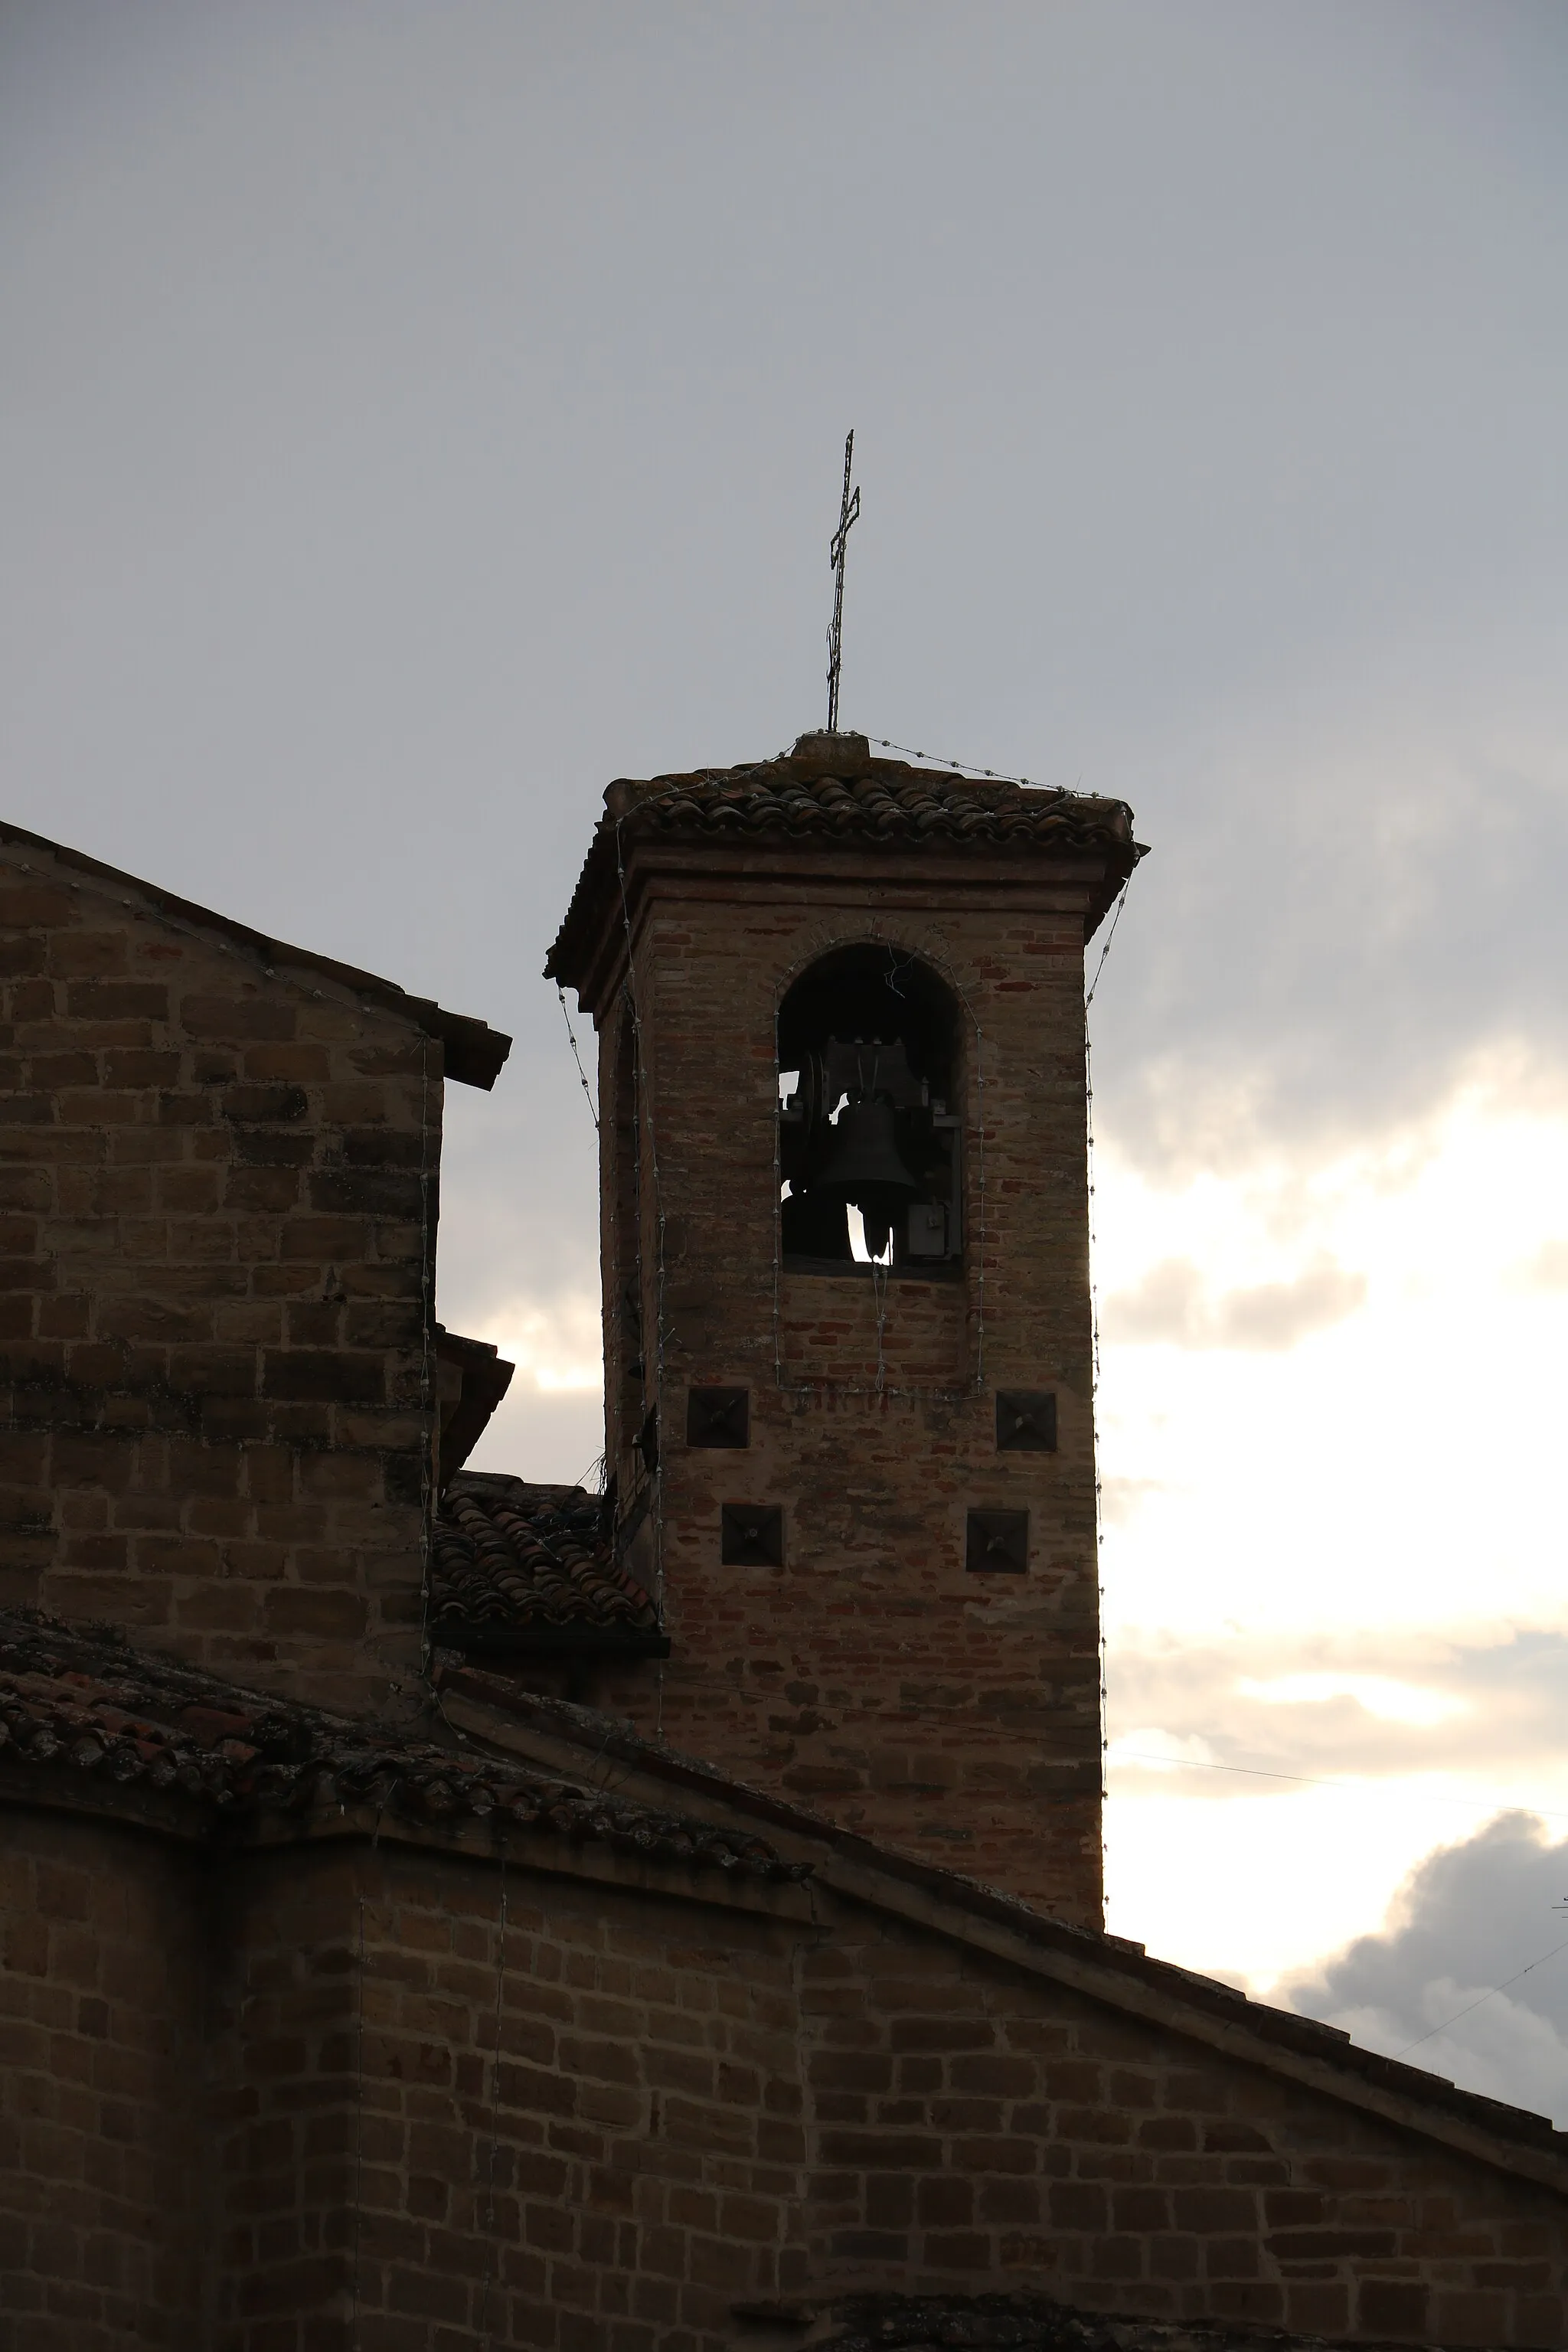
[995,1390,1057,1452]
[720,1504,784,1568]
[687,1387,750,1448]
[965,1508,1029,1575]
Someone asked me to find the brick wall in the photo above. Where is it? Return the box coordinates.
[0,1808,204,2347]
[283,1851,1568,2352]
[586,851,1105,1923]
[6,1808,1567,2350]
[0,838,443,1710]
[799,1904,1568,2347]
[204,1840,812,2351]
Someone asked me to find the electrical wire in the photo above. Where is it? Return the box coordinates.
[1393,1932,1568,2060]
[1109,1747,1568,1828]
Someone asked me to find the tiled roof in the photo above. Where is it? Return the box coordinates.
[430,1472,664,1654]
[608,756,1138,851]
[809,2295,1334,2350]
[545,737,1143,988]
[0,1610,794,1878]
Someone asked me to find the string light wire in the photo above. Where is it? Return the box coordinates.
[1083,872,1137,1814]
[416,1034,436,1683]
[870,737,1058,792]
[557,984,599,1131]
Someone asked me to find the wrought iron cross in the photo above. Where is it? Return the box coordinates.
[825,430,861,733]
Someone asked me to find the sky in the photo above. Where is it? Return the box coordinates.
[5,1,1568,2116]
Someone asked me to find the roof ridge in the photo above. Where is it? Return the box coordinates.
[1,817,511,1089]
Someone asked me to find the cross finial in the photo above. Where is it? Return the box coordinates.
[825,430,861,733]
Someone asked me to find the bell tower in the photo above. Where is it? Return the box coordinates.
[545,731,1140,1924]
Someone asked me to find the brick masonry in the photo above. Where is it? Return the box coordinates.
[0,831,511,1710]
[0,1809,204,2347]
[570,835,1113,1924]
[5,1798,1566,2350]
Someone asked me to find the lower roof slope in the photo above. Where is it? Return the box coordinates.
[3,1606,1564,2203]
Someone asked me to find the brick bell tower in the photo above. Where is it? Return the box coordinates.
[545,731,1141,1924]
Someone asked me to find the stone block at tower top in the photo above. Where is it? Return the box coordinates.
[546,733,1144,1924]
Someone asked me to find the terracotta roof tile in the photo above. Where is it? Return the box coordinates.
[430,1474,664,1654]
[811,2293,1334,2350]
[0,1611,791,1877]
[545,741,1144,988]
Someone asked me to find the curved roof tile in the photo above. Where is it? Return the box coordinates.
[0,1611,776,1873]
[430,1474,662,1652]
[545,741,1144,989]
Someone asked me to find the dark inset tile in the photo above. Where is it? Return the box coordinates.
[688,1386,750,1448]
[966,1507,1029,1574]
[995,1390,1057,1452]
[721,1502,783,1567]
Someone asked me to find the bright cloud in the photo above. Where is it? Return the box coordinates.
[1236,1674,1465,1729]
[1096,1085,1568,1645]
[1098,1083,1568,2033]
[460,1292,603,1393]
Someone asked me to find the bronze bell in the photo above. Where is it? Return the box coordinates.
[814,1100,919,1207]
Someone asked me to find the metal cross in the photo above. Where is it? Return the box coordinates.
[825,429,861,733]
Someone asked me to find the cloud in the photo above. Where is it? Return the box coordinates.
[1511,1237,1568,1293]
[1282,1813,1568,2125]
[1102,1253,1366,1350]
[1098,1475,1171,1528]
[1105,1728,1219,1773]
[1093,743,1568,1181]
[1236,1673,1462,1730]
[1106,1625,1568,1797]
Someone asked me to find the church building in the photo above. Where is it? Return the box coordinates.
[2,743,1567,2350]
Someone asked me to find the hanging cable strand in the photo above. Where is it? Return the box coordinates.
[1393,1932,1568,2061]
[612,814,670,1619]
[416,1033,436,1684]
[1080,868,1136,1800]
[557,985,599,1131]
[1086,875,1133,1012]
[870,737,1062,793]
[1110,1746,1568,1827]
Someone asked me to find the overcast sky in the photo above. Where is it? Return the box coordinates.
[6,2,1567,2112]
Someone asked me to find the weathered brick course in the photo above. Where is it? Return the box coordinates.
[14,1759,1549,2347]
[0,825,509,1710]
[564,813,1115,1919]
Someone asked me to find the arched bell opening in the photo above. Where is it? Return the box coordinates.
[777,945,964,1274]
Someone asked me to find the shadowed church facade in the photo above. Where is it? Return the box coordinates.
[3,751,1568,2350]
